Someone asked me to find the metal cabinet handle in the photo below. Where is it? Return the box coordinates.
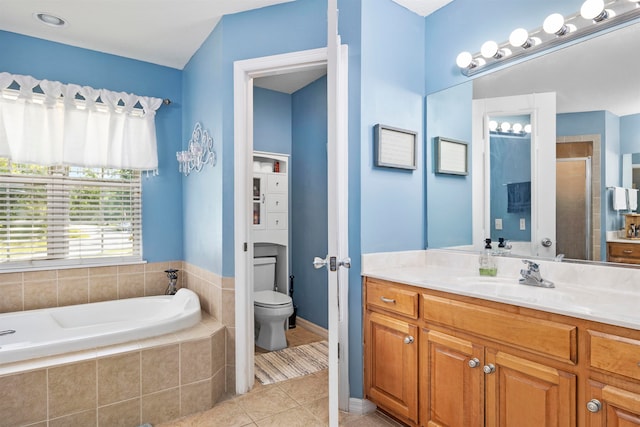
[468,358,480,368]
[404,336,414,344]
[586,399,602,413]
[623,249,633,254]
[483,364,496,374]
[380,296,396,304]
[262,194,265,203]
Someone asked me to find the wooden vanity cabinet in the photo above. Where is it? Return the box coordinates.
[363,277,640,427]
[585,331,640,426]
[364,278,419,425]
[607,241,640,264]
[420,297,576,427]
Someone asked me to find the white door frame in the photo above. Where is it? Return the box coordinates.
[472,93,556,257]
[233,46,350,416]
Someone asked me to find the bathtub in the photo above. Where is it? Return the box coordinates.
[0,288,201,365]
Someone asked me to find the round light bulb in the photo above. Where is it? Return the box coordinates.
[456,51,473,68]
[489,120,498,131]
[481,40,499,59]
[509,28,530,48]
[581,0,606,20]
[500,122,511,132]
[543,13,567,35]
[524,124,532,133]
[512,123,523,133]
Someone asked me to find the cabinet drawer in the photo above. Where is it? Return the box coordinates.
[607,242,640,264]
[267,212,287,229]
[268,174,287,193]
[366,279,419,319]
[267,193,287,212]
[590,330,640,380]
[423,294,577,363]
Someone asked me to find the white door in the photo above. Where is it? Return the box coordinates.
[233,45,349,427]
[472,92,556,258]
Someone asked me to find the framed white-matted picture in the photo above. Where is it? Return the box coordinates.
[435,136,468,175]
[374,124,417,170]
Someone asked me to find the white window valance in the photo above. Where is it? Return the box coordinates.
[0,72,162,171]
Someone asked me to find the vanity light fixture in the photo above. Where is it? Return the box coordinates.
[581,0,612,22]
[489,120,499,132]
[456,51,485,69]
[512,123,523,133]
[455,0,640,76]
[524,124,532,133]
[543,13,575,36]
[500,122,511,132]
[509,28,539,49]
[176,122,216,176]
[481,40,511,59]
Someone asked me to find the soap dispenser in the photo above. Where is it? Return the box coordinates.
[479,238,497,276]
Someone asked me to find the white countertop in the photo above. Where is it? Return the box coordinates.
[362,249,640,331]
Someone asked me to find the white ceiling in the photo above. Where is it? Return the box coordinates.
[0,0,295,69]
[473,22,640,117]
[0,0,451,72]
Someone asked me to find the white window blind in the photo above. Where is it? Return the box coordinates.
[0,158,142,269]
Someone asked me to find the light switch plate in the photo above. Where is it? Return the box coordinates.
[495,218,503,230]
[520,218,526,230]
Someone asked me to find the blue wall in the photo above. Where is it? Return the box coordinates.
[621,113,640,155]
[254,88,292,154]
[360,0,426,253]
[291,77,329,329]
[0,30,183,263]
[425,82,473,248]
[182,0,327,277]
[489,135,531,242]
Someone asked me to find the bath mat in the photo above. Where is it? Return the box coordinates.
[255,340,328,385]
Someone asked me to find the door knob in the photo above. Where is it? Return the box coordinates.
[339,257,351,268]
[541,237,552,247]
[586,399,602,413]
[483,364,496,374]
[468,358,480,368]
[313,256,327,269]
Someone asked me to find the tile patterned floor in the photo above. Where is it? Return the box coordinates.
[159,369,405,427]
[159,327,406,427]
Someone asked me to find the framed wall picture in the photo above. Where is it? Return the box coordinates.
[374,124,417,170]
[435,136,468,175]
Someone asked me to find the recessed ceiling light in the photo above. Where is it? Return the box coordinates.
[33,12,68,28]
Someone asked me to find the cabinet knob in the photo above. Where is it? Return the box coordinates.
[483,364,496,374]
[586,399,602,413]
[404,336,414,344]
[468,358,480,368]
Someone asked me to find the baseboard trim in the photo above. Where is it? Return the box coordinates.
[348,398,376,415]
[295,317,328,340]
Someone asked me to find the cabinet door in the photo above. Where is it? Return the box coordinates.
[252,175,266,229]
[421,329,483,427]
[485,349,576,427]
[365,311,418,424]
[586,381,640,427]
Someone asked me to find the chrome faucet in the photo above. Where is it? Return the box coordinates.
[164,269,179,295]
[519,260,554,288]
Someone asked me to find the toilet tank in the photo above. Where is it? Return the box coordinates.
[253,257,276,292]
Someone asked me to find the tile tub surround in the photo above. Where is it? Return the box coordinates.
[0,261,184,314]
[362,249,640,330]
[0,315,226,427]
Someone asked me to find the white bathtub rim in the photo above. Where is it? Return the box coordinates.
[0,288,202,365]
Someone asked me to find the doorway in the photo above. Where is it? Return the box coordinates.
[233,46,350,420]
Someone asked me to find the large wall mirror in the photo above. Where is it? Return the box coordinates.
[427,20,640,265]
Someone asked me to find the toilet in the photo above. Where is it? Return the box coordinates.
[253,256,294,351]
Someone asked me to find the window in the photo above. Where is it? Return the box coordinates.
[0,158,142,269]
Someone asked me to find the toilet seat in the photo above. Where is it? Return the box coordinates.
[254,290,292,308]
